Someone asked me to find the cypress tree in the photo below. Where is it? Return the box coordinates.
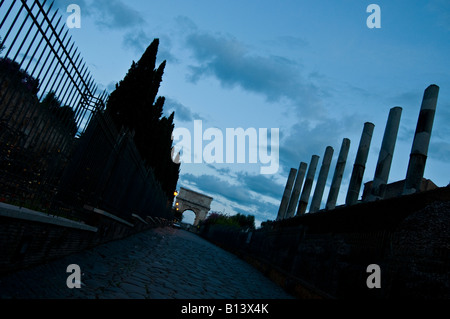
[106,39,180,202]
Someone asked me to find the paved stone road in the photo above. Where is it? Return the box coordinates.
[0,227,294,299]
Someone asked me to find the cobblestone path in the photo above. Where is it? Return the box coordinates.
[0,227,294,299]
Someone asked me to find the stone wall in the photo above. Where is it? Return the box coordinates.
[0,202,170,276]
[200,186,450,299]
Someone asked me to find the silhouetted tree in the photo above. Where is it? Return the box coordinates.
[0,57,39,95]
[41,91,78,136]
[0,37,4,55]
[106,39,180,202]
[202,212,255,230]
[260,220,275,229]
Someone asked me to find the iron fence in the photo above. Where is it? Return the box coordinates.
[0,0,171,223]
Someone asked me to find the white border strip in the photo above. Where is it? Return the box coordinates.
[0,202,98,232]
[146,216,156,224]
[92,208,134,227]
[132,213,148,225]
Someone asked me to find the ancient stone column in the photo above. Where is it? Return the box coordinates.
[309,146,334,213]
[403,84,439,195]
[296,155,319,216]
[276,168,297,221]
[285,162,308,219]
[368,106,402,201]
[326,138,351,210]
[346,122,375,206]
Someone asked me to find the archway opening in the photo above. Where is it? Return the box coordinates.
[182,210,196,225]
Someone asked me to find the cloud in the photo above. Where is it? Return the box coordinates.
[426,100,450,163]
[53,0,169,57]
[122,29,151,54]
[95,81,117,95]
[179,172,282,223]
[397,125,415,143]
[186,32,298,101]
[90,0,145,30]
[181,173,250,204]
[433,101,450,140]
[123,32,178,63]
[273,35,308,49]
[177,23,370,217]
[389,90,450,164]
[205,164,232,175]
[157,45,179,64]
[54,0,145,29]
[278,115,362,172]
[236,172,284,200]
[185,32,323,115]
[429,141,450,162]
[165,98,204,122]
[175,16,198,33]
[197,164,285,202]
[51,0,90,13]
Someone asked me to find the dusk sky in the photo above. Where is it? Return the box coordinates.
[51,0,450,226]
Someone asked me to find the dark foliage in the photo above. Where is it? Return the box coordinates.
[202,212,255,230]
[40,91,78,136]
[105,39,180,202]
[0,57,39,95]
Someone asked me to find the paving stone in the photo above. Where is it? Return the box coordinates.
[0,227,294,299]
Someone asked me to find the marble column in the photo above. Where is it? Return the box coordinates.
[285,162,308,219]
[403,84,439,195]
[276,168,297,220]
[309,146,334,213]
[296,155,319,216]
[326,138,351,210]
[368,106,402,201]
[346,122,375,206]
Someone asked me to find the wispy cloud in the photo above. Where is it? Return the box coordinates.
[90,0,145,30]
[429,141,450,162]
[165,98,204,122]
[278,114,362,173]
[388,90,450,165]
[55,0,177,59]
[53,0,145,29]
[175,16,199,33]
[52,0,90,13]
[272,35,308,49]
[236,171,284,200]
[181,173,252,205]
[179,172,284,222]
[184,30,324,118]
[186,32,298,100]
[175,19,366,219]
[122,29,151,54]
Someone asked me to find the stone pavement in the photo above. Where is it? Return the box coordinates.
[0,227,294,299]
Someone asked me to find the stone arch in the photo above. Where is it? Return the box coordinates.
[175,187,213,226]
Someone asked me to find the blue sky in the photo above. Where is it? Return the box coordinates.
[51,0,450,226]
